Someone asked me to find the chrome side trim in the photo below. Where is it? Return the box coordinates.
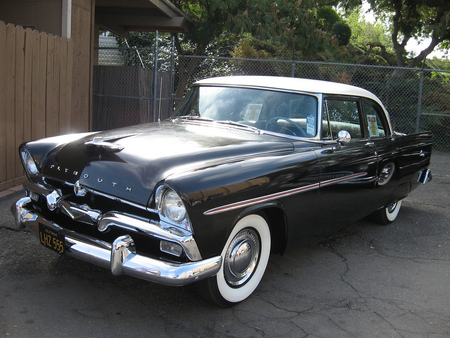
[319,172,368,187]
[204,183,320,216]
[12,198,221,286]
[204,172,368,216]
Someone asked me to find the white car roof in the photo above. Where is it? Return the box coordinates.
[195,76,384,106]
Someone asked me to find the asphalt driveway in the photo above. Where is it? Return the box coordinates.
[1,152,449,337]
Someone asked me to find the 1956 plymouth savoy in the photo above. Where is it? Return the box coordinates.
[12,76,432,307]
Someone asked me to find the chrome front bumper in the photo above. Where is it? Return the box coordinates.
[12,197,222,286]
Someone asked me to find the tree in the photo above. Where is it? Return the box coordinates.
[170,0,330,96]
[346,9,392,48]
[350,0,450,68]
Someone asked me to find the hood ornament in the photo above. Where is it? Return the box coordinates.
[84,136,124,152]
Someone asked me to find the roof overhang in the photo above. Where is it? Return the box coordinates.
[96,0,190,37]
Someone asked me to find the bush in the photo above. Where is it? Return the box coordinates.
[332,22,352,46]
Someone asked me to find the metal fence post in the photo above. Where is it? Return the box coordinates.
[170,35,175,112]
[152,30,159,122]
[415,60,425,133]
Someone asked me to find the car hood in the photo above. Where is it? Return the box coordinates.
[34,121,295,206]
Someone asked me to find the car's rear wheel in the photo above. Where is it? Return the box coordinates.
[373,200,403,225]
[196,214,271,307]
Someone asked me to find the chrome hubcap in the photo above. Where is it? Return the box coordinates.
[378,162,395,186]
[387,201,397,213]
[224,228,260,287]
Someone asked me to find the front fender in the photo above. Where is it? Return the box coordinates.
[165,149,320,258]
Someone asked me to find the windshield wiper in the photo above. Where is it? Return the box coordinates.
[177,115,214,122]
[215,120,261,134]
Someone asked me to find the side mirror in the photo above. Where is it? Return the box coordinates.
[336,130,351,146]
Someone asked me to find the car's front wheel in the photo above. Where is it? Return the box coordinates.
[196,214,271,307]
[373,200,403,225]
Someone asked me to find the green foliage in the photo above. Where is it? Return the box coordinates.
[230,39,272,60]
[317,7,341,32]
[169,0,337,98]
[172,0,328,57]
[229,37,285,75]
[205,34,240,57]
[345,10,392,47]
[351,0,450,67]
[332,21,352,46]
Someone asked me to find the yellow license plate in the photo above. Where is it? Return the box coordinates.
[39,223,65,254]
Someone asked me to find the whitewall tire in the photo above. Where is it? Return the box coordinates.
[197,214,271,307]
[374,200,403,225]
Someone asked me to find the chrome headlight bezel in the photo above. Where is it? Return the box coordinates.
[155,186,192,233]
[20,148,41,182]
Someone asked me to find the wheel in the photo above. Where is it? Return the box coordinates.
[373,200,403,225]
[196,214,271,307]
[265,117,307,137]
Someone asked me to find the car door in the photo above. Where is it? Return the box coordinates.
[359,98,398,209]
[360,98,431,210]
[317,96,378,229]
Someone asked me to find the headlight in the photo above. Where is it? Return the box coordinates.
[156,186,192,232]
[20,148,41,181]
[161,190,187,222]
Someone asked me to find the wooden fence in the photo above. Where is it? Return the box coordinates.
[0,20,73,191]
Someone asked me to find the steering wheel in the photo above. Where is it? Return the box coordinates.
[264,117,307,137]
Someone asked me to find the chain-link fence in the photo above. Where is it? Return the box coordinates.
[95,41,450,150]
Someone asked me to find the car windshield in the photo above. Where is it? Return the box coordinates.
[174,86,319,138]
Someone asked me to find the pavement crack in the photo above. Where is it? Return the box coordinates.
[0,226,28,233]
[323,241,363,299]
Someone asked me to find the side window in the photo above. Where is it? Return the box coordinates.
[322,99,363,139]
[363,101,388,137]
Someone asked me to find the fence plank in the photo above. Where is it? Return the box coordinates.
[59,37,68,133]
[6,24,16,180]
[71,4,91,132]
[63,38,73,133]
[15,25,25,177]
[30,29,41,141]
[23,28,33,143]
[32,32,47,140]
[0,21,6,182]
[46,34,59,137]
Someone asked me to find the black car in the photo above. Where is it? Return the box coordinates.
[12,76,432,306]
